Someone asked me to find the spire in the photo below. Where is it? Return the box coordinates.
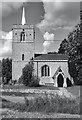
[21,3,26,25]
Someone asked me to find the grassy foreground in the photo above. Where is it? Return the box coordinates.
[1,92,80,114]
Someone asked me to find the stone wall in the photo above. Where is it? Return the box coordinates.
[12,24,35,81]
[34,61,71,86]
[1,88,75,99]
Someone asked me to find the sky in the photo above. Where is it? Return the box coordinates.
[0,1,81,60]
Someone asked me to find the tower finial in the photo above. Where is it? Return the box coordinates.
[21,2,26,25]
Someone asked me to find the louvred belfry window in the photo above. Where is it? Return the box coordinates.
[20,29,25,41]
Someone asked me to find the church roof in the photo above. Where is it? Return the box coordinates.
[33,54,68,61]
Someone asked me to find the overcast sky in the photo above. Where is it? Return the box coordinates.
[0,1,80,60]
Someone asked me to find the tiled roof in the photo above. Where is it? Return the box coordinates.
[33,54,68,61]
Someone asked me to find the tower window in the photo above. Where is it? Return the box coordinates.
[15,33,17,35]
[20,30,25,41]
[30,34,31,36]
[22,54,24,61]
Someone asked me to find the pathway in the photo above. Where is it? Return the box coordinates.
[1,95,34,103]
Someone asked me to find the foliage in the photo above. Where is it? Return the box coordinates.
[21,62,34,86]
[2,97,27,112]
[66,77,73,87]
[25,93,79,114]
[68,61,78,84]
[29,75,40,87]
[58,24,82,85]
[58,39,69,54]
[0,60,2,85]
[20,62,39,87]
[0,60,2,77]
[2,93,80,114]
[2,58,12,84]
[18,75,24,84]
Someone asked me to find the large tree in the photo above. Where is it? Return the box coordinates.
[0,60,2,78]
[19,62,39,87]
[58,39,69,54]
[58,24,82,85]
[2,58,12,84]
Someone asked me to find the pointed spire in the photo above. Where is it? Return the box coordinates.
[21,3,26,25]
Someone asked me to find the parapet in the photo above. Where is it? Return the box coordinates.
[12,24,34,30]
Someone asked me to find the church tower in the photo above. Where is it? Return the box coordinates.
[12,4,35,80]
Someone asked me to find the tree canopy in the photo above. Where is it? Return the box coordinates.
[58,23,82,85]
[19,62,39,87]
[2,58,12,84]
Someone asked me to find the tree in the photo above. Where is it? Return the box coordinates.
[22,62,34,86]
[0,60,2,84]
[0,60,2,78]
[20,62,39,87]
[58,39,69,54]
[68,60,78,84]
[2,58,12,84]
[58,24,82,85]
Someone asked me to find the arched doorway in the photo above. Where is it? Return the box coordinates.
[57,74,64,87]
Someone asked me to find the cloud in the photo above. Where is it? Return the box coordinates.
[37,1,80,33]
[2,2,23,17]
[43,31,54,41]
[2,1,32,17]
[0,31,12,59]
[43,32,55,53]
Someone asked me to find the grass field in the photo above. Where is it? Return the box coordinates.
[1,84,60,90]
[1,118,81,120]
[1,93,80,119]
[1,84,80,98]
[1,92,80,113]
[66,86,80,97]
[1,85,81,118]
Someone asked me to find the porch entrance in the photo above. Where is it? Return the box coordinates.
[57,74,64,87]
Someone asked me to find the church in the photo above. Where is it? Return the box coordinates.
[12,5,73,87]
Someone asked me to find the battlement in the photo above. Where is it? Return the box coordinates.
[12,24,34,30]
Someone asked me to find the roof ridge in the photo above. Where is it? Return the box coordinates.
[34,53,68,61]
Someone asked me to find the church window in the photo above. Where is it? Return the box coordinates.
[15,33,17,35]
[59,68,62,72]
[34,30,35,39]
[30,33,31,36]
[22,54,24,61]
[20,30,25,41]
[41,65,50,77]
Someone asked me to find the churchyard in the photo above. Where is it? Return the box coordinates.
[0,56,81,119]
[1,1,82,119]
[0,84,81,119]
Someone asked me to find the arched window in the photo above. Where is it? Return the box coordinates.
[22,54,24,61]
[20,29,25,41]
[41,65,50,77]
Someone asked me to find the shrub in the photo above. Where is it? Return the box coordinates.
[25,93,80,114]
[18,75,23,84]
[2,58,12,84]
[19,62,39,87]
[29,75,40,87]
[75,80,82,86]
[66,77,73,87]
[2,97,27,112]
[22,63,33,86]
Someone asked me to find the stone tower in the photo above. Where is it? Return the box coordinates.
[12,4,35,81]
